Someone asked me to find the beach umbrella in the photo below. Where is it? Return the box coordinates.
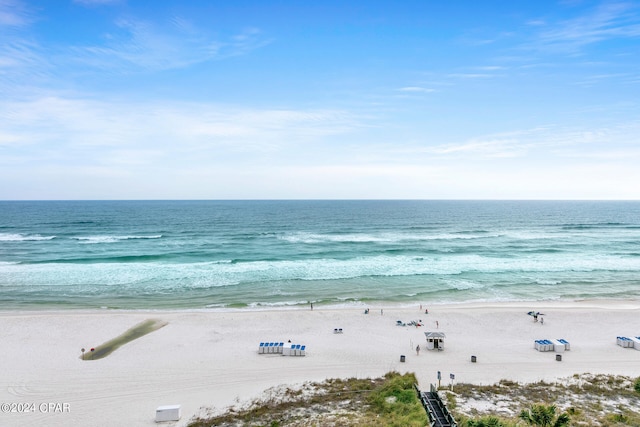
[527,311,545,317]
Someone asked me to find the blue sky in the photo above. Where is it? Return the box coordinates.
[1,0,639,199]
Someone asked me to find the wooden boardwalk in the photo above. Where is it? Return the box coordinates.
[414,384,457,427]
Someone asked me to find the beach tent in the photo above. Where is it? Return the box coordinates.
[424,331,446,350]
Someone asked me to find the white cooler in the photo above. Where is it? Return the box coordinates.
[156,404,181,422]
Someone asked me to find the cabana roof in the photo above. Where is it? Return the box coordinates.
[424,332,446,339]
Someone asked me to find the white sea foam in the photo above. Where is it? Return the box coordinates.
[0,233,56,241]
[73,235,163,244]
[2,200,640,309]
[278,231,500,244]
[3,252,638,293]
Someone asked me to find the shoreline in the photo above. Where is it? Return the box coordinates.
[2,296,640,314]
[1,299,639,426]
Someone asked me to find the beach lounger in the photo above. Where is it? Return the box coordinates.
[283,343,292,356]
[616,337,633,348]
[552,339,565,353]
[534,340,546,351]
[294,344,301,356]
[630,337,640,350]
[534,339,554,352]
[300,345,306,356]
[557,339,570,350]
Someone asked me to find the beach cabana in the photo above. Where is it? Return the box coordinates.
[424,331,446,350]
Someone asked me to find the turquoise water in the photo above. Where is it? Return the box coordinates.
[1,200,639,310]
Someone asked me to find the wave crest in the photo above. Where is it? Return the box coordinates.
[0,233,56,242]
[73,235,163,244]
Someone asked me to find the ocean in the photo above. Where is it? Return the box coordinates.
[1,200,639,310]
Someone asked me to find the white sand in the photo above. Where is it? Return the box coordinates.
[1,300,639,427]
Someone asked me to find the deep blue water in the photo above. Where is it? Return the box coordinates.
[1,200,639,309]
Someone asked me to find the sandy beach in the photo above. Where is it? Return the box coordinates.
[1,300,639,427]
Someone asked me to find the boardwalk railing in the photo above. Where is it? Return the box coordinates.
[414,383,457,427]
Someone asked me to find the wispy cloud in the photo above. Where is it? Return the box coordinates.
[397,86,436,93]
[429,123,640,161]
[532,1,640,53]
[68,18,271,72]
[447,72,496,79]
[0,95,360,165]
[73,0,122,5]
[431,135,527,158]
[0,0,34,27]
[1,11,271,84]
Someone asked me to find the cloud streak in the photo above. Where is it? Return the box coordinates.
[0,95,360,164]
[68,18,271,72]
[532,1,640,53]
[0,0,34,27]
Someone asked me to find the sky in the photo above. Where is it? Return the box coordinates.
[1,0,639,200]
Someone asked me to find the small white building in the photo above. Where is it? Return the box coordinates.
[424,332,446,350]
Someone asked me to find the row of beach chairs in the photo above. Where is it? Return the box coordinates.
[286,344,306,356]
[259,342,284,354]
[534,339,570,352]
[258,342,306,356]
[617,336,640,349]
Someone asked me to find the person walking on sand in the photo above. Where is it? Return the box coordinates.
[416,345,420,355]
[540,317,544,325]
[435,320,439,329]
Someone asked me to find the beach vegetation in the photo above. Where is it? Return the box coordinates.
[518,404,570,427]
[462,415,512,427]
[187,372,427,427]
[443,391,457,410]
[187,372,640,426]
[634,377,640,394]
[450,374,640,426]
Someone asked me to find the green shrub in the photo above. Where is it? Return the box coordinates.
[606,413,627,423]
[634,377,640,394]
[465,415,511,426]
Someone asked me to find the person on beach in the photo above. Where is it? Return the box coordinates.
[540,317,544,325]
[435,320,439,329]
[310,303,313,310]
[416,345,420,355]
